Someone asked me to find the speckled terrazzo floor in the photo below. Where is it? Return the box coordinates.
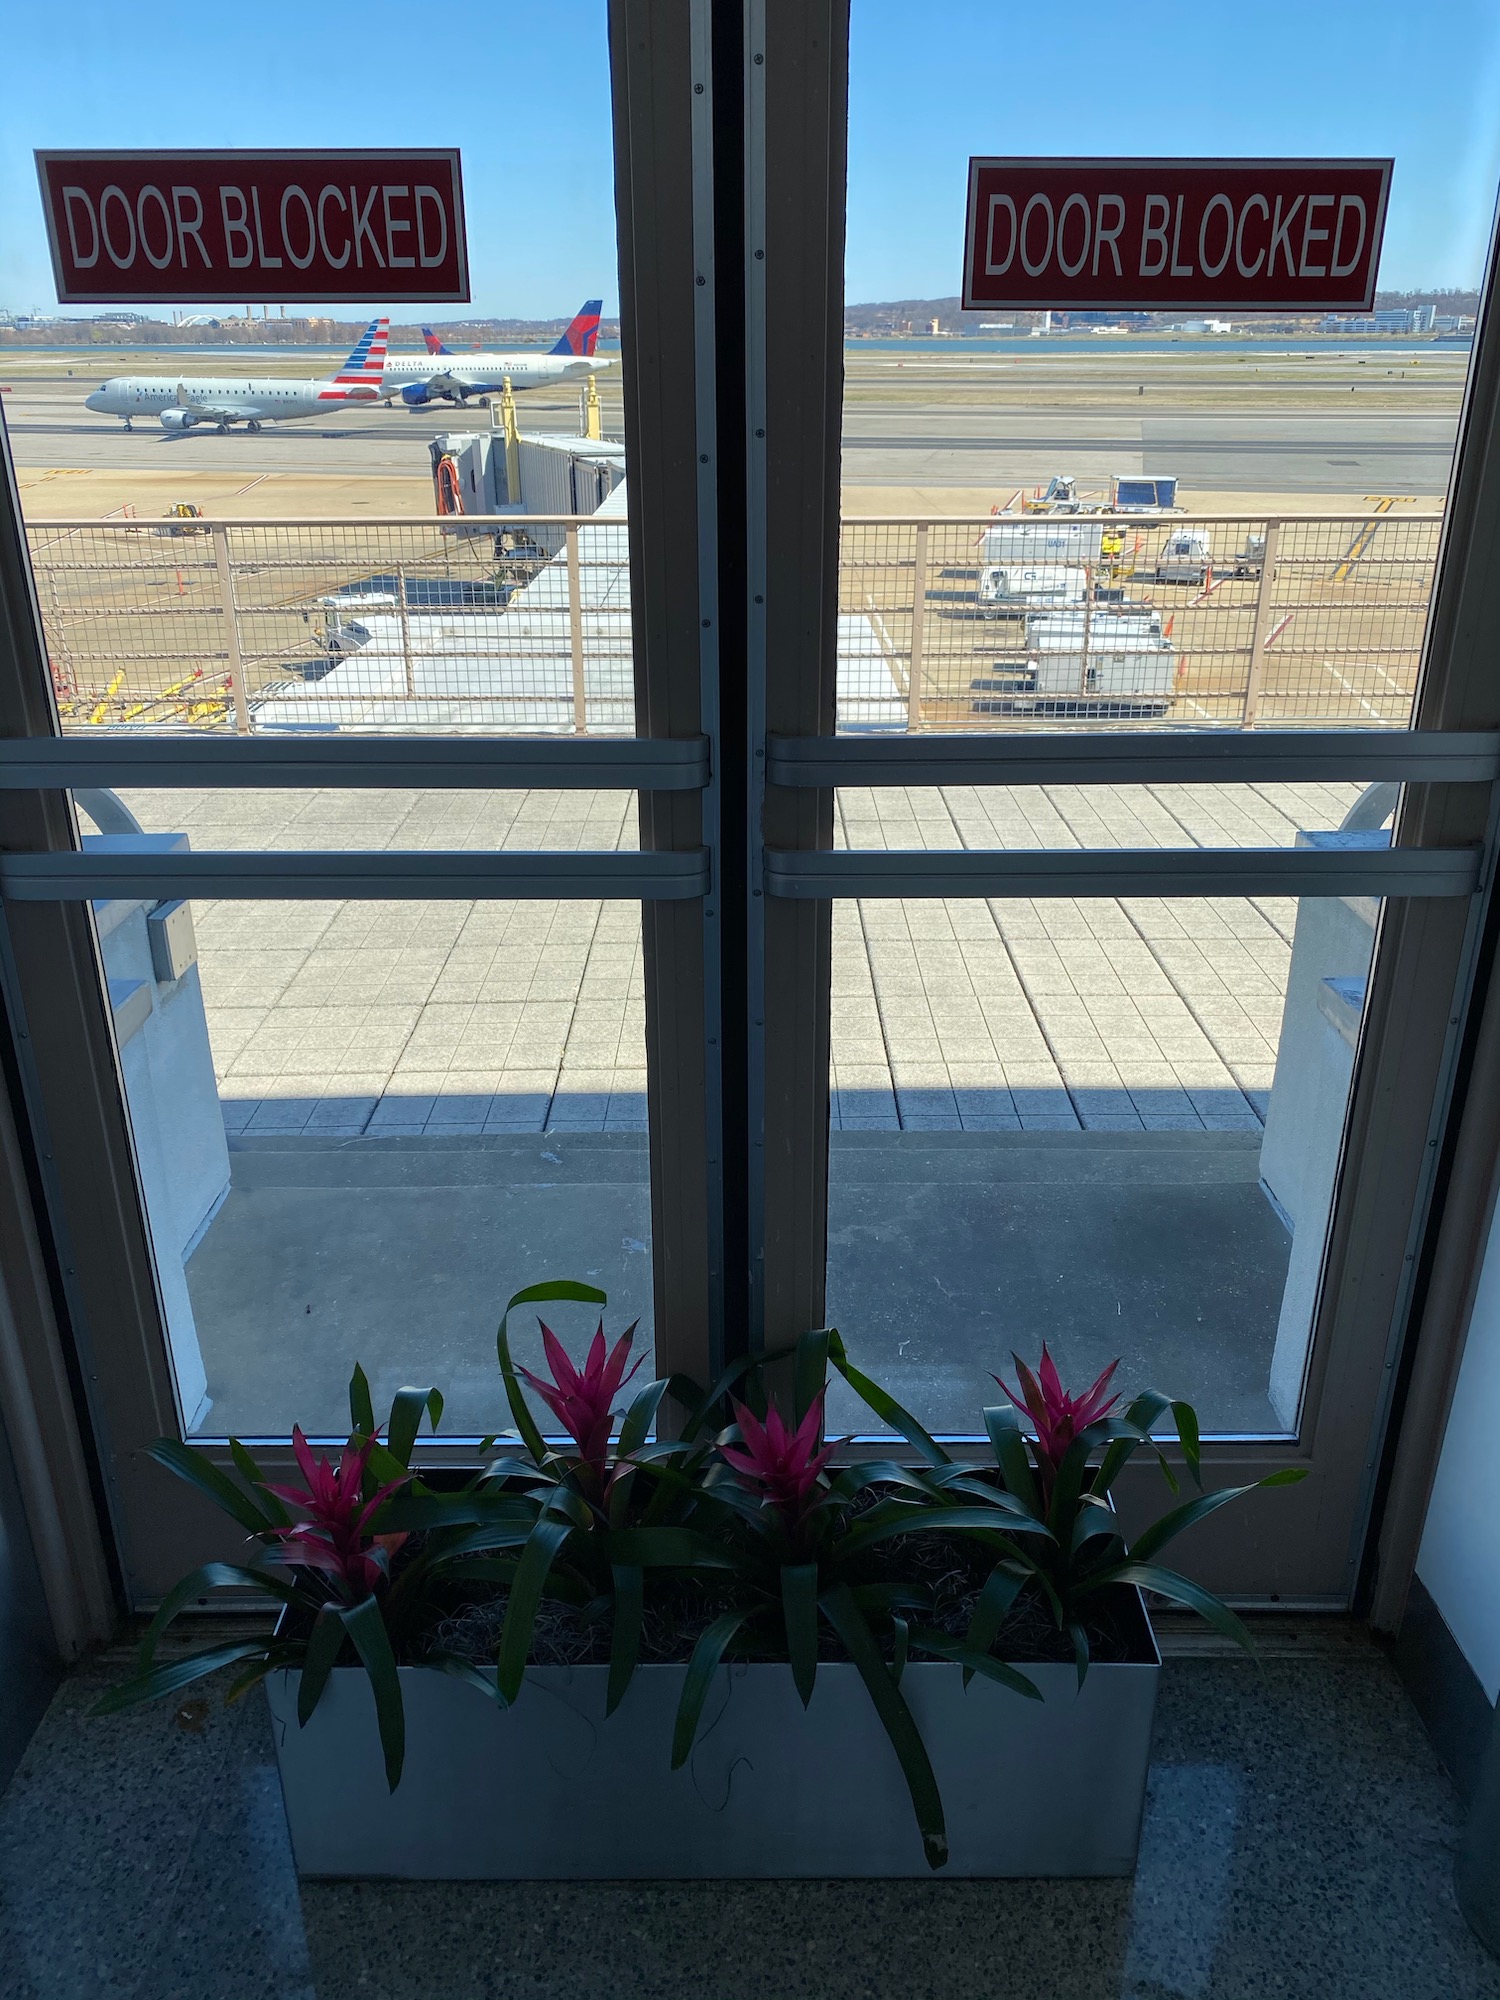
[0,1646,1496,2000]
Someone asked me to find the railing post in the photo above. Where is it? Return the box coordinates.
[907,521,928,731]
[566,524,587,733]
[210,523,252,735]
[1243,518,1282,729]
[395,564,416,699]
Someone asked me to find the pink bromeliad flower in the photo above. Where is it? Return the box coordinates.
[265,1429,410,1600]
[517,1320,643,1482]
[996,1347,1121,1490]
[721,1393,835,1543]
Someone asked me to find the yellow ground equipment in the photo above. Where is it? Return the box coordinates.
[159,502,205,537]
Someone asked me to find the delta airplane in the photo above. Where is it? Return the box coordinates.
[84,319,389,433]
[379,300,610,406]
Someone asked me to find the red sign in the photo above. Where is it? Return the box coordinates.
[35,149,469,305]
[962,158,1391,313]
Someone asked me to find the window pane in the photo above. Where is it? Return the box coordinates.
[841,7,1500,737]
[9,4,627,739]
[95,889,649,1439]
[826,886,1378,1438]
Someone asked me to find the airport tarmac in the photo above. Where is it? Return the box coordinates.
[2,345,1462,499]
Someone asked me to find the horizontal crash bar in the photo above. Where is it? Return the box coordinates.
[0,849,709,902]
[763,846,1480,900]
[0,734,709,792]
[767,731,1500,789]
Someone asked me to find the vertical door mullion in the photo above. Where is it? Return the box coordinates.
[611,0,723,1387]
[755,0,849,1354]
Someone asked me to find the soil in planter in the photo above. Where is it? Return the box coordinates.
[420,1533,1146,1676]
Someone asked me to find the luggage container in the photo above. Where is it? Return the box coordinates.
[977,563,1088,612]
[971,610,1177,719]
[980,520,1107,565]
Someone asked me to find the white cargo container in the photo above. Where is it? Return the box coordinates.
[980,520,1107,565]
[977,563,1088,610]
[1153,530,1212,584]
[971,610,1177,718]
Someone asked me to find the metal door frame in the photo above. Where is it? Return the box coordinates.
[0,2,1494,1605]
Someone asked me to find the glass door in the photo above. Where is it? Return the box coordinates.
[783,0,1500,1598]
[0,0,1497,1610]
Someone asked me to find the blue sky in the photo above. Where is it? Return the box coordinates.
[2,0,1497,317]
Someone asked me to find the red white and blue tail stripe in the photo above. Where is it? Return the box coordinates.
[422,326,452,355]
[319,317,389,401]
[550,300,603,357]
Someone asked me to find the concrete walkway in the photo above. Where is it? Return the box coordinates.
[117,776,1362,1139]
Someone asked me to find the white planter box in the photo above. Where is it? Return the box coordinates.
[265,1594,1159,1879]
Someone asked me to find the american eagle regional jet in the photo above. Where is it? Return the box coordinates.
[85,319,390,432]
[379,300,610,406]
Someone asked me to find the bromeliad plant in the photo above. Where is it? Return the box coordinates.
[88,1369,541,1789]
[826,1331,1307,1685]
[94,1284,1305,1872]
[664,1335,1052,1870]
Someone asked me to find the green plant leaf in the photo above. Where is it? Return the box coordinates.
[1127,1483,1261,1566]
[1071,1495,1127,1557]
[496,1282,606,1466]
[423,1651,508,1706]
[835,1504,1034,1565]
[339,1594,405,1791]
[89,1642,268,1716]
[602,1527,741,1570]
[829,1461,944,1503]
[826,1330,949,1466]
[348,1363,375,1439]
[1171,1400,1202,1486]
[983,1407,1040,1518]
[377,1491,536,1533]
[908,1627,1043,1702]
[1093,1560,1255,1653]
[617,1377,672,1461]
[782,1562,819,1708]
[1046,1418,1119,1541]
[1069,1620,1091,1689]
[223,1650,298,1706]
[137,1561,300,1673]
[820,1583,947,1870]
[961,1560,1028,1687]
[497,1514,576,1703]
[794,1329,831,1426]
[1091,1392,1172,1496]
[227,1440,289,1525]
[665,1342,798,1442]
[296,1605,347,1726]
[671,1611,748,1768]
[607,1564,643,1717]
[386,1387,443,1468]
[144,1438,280,1535]
[892,1614,909,1685]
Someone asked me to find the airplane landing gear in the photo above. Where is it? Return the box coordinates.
[247,420,262,434]
[122,419,133,431]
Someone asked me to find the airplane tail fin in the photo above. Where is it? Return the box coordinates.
[422,326,452,356]
[325,316,389,394]
[549,300,603,357]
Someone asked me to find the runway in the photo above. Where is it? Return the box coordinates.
[3,377,1460,497]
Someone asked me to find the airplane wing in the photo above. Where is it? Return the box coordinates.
[175,385,264,422]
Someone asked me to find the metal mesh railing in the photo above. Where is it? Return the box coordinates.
[840,510,1442,731]
[24,507,1442,735]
